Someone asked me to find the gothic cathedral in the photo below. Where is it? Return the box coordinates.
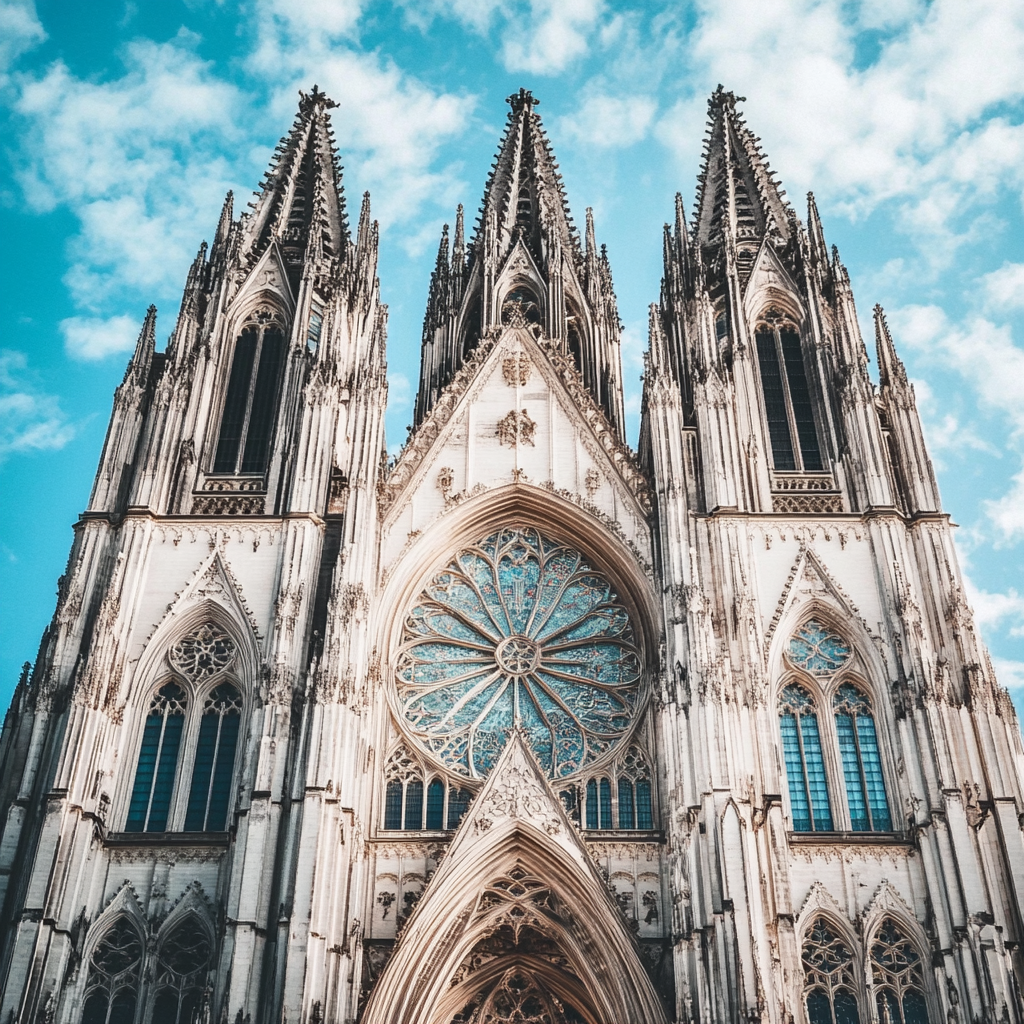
[2,85,1023,1024]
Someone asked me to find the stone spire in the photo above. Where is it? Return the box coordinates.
[473,88,580,267]
[239,85,349,283]
[694,86,793,282]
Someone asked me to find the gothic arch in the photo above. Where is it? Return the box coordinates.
[362,734,668,1024]
[796,882,861,957]
[492,238,547,327]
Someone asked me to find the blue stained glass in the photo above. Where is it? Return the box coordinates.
[599,777,612,829]
[779,684,833,832]
[126,682,187,832]
[835,684,892,831]
[447,788,471,828]
[788,620,852,675]
[384,781,402,830]
[618,779,635,828]
[836,712,870,831]
[425,779,445,829]
[586,779,598,829]
[404,780,423,829]
[636,779,653,829]
[396,528,643,779]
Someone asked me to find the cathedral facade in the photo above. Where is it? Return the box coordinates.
[1,84,1023,1024]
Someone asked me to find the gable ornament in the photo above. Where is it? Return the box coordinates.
[496,409,537,447]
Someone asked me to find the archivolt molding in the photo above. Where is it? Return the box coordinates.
[362,733,667,1024]
[796,882,856,943]
[859,879,924,946]
[157,881,216,942]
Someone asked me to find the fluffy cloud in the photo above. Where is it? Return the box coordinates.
[894,305,1024,541]
[0,351,74,460]
[982,263,1024,312]
[502,0,604,75]
[655,0,1024,257]
[966,578,1024,639]
[0,0,44,77]
[60,314,140,362]
[14,34,243,308]
[559,93,656,148]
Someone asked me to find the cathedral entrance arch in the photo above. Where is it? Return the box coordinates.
[361,734,668,1024]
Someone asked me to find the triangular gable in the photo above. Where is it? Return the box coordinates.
[379,323,649,525]
[742,237,801,311]
[230,239,296,315]
[363,731,667,1024]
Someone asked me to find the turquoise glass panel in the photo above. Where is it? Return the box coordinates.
[780,711,811,831]
[788,620,852,675]
[636,780,653,829]
[836,711,870,831]
[397,528,642,779]
[800,714,833,831]
[618,778,635,828]
[426,779,445,829]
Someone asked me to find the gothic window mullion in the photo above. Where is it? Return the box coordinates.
[233,326,265,473]
[772,326,805,472]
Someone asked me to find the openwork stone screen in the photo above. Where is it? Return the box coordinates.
[396,527,643,779]
[788,620,852,675]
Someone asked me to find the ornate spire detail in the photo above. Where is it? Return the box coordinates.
[239,87,349,282]
[123,305,157,388]
[874,304,909,390]
[694,86,793,283]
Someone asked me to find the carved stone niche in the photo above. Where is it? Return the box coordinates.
[191,493,266,515]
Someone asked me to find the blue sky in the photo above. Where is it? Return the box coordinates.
[1,0,1022,716]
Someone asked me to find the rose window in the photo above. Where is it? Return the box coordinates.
[396,527,643,780]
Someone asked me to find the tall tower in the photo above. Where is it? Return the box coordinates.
[1,84,1023,1024]
[641,86,1024,1023]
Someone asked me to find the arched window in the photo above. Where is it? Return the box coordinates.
[125,623,244,835]
[447,787,472,829]
[184,683,242,832]
[381,748,473,831]
[833,684,892,832]
[151,919,212,1024]
[870,920,930,1024]
[802,918,861,1024]
[425,778,445,829]
[501,286,541,327]
[81,918,143,1024]
[779,684,833,832]
[754,310,822,472]
[126,683,187,833]
[213,308,286,475]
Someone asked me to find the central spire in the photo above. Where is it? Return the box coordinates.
[414,89,626,441]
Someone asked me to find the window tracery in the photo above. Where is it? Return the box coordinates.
[801,918,861,1024]
[382,748,473,831]
[81,919,144,1024]
[151,919,212,1024]
[778,619,893,834]
[396,527,643,782]
[213,307,287,476]
[124,623,244,834]
[754,309,822,472]
[870,920,930,1024]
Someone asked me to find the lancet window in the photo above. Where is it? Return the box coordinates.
[125,622,243,834]
[801,918,861,1024]
[213,307,287,475]
[869,920,930,1024]
[779,619,894,835]
[81,918,144,1024]
[151,920,213,1024]
[754,309,822,472]
[564,746,654,831]
[382,748,473,831]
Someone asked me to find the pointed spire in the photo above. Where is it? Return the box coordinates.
[806,192,828,267]
[585,206,597,256]
[123,305,156,386]
[452,203,466,274]
[694,86,792,278]
[874,305,909,389]
[214,191,234,248]
[472,88,579,266]
[240,85,348,274]
[674,192,689,250]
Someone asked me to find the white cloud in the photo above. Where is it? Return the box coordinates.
[982,262,1024,312]
[61,314,140,362]
[0,0,45,77]
[966,577,1024,639]
[249,8,476,231]
[654,0,1024,258]
[502,0,604,75]
[894,305,1024,542]
[993,656,1024,697]
[0,351,74,459]
[15,34,243,309]
[559,93,656,148]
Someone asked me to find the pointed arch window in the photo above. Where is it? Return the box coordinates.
[381,748,474,832]
[802,918,861,1024]
[184,683,242,832]
[213,308,286,475]
[834,684,892,832]
[870,920,930,1023]
[779,684,833,832]
[755,310,822,472]
[124,622,244,835]
[126,682,187,833]
[151,919,212,1024]
[81,918,143,1024]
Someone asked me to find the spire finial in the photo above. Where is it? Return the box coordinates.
[507,88,538,114]
[299,84,338,114]
[874,304,908,389]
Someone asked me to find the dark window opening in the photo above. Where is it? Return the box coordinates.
[214,315,286,475]
[126,683,187,833]
[184,683,242,832]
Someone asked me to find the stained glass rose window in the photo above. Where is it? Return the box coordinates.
[787,620,852,675]
[396,527,643,779]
